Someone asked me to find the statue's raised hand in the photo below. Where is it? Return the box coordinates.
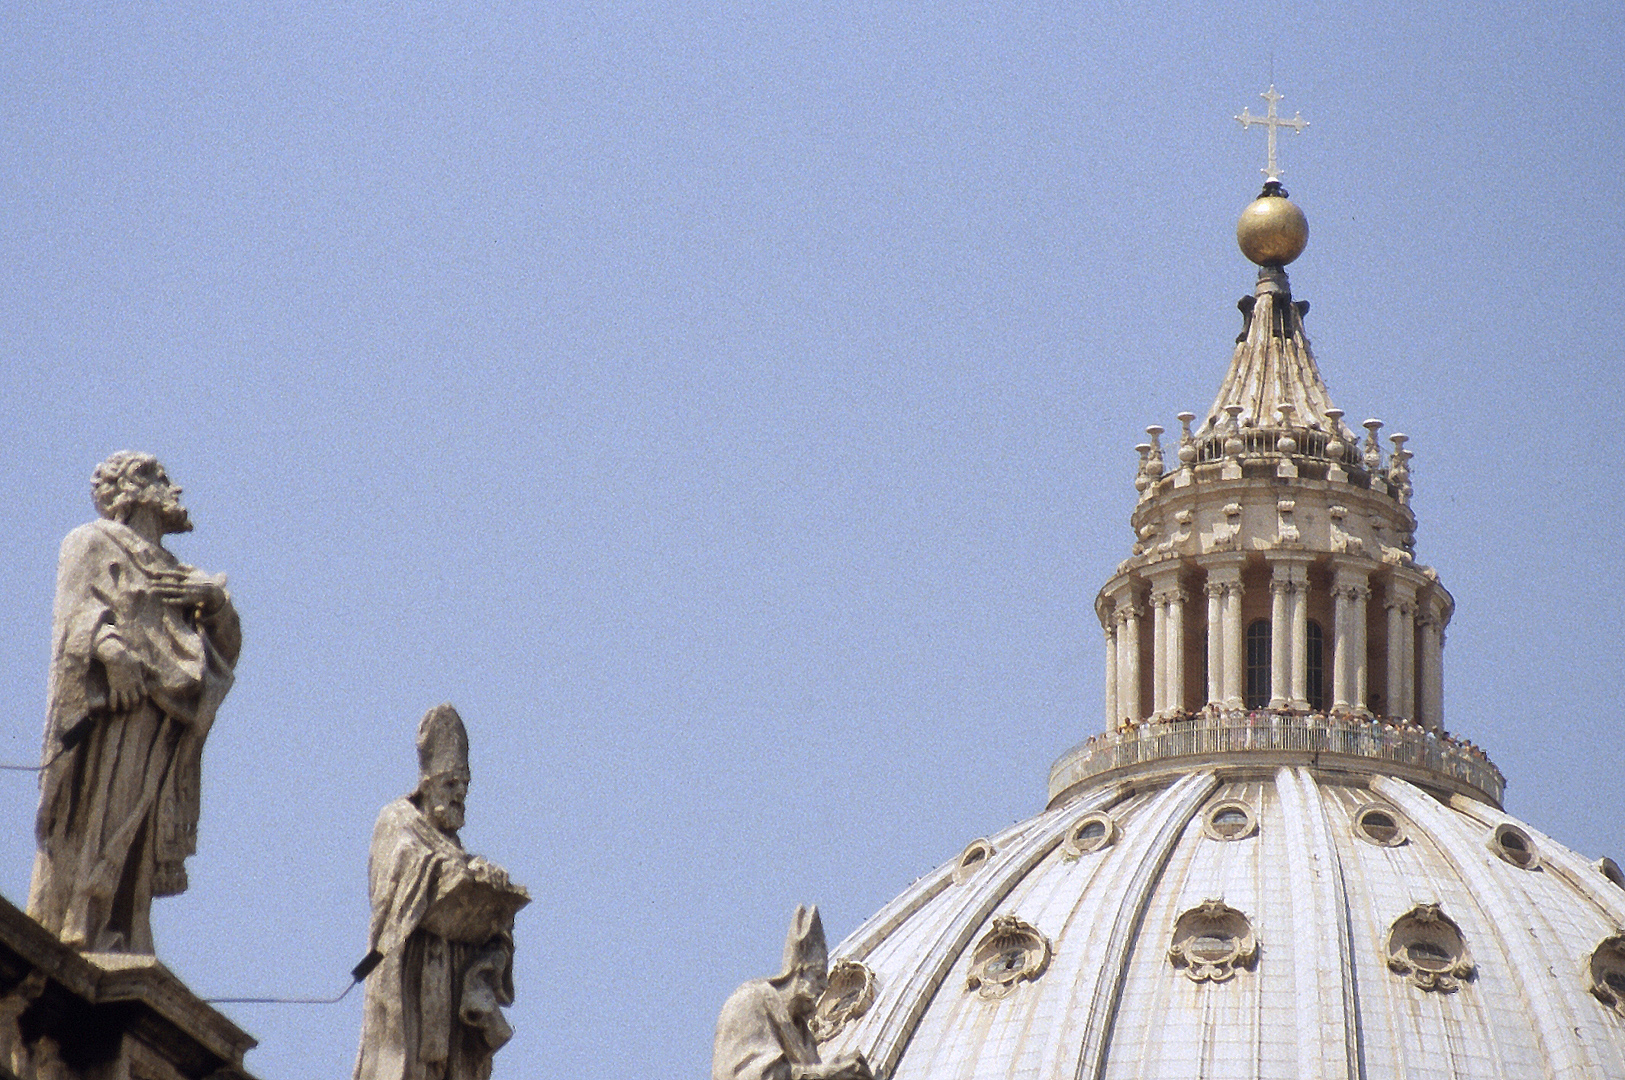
[151,571,228,616]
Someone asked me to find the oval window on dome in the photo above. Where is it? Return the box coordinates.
[810,959,876,1042]
[1598,857,1625,891]
[965,915,1050,1000]
[1405,941,1453,971]
[1168,899,1257,982]
[1201,800,1256,841]
[1385,904,1473,993]
[1061,811,1118,858]
[1489,823,1539,869]
[1587,934,1625,1019]
[952,838,996,885]
[1352,803,1407,847]
[1190,933,1236,962]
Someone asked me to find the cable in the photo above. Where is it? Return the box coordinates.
[0,718,94,772]
[204,951,382,1006]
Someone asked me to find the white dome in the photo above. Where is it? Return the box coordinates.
[804,191,1625,1079]
[815,757,1625,1078]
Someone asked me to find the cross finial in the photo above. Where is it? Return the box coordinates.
[1236,84,1308,181]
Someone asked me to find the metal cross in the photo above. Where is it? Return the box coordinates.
[1235,85,1308,181]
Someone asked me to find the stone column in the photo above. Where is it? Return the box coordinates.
[1103,622,1118,731]
[1115,596,1143,725]
[1329,562,1371,714]
[1199,555,1246,710]
[1417,592,1446,732]
[1384,575,1418,721]
[1331,584,1352,711]
[1401,605,1417,722]
[1352,584,1370,713]
[1205,581,1225,706]
[1289,572,1309,709]
[1166,586,1186,714]
[1269,567,1292,709]
[1222,582,1243,708]
[1150,590,1169,716]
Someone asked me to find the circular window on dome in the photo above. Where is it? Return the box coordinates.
[1587,934,1625,1019]
[1385,903,1474,993]
[1598,857,1625,891]
[1167,899,1257,983]
[1489,823,1540,869]
[810,959,876,1041]
[965,915,1050,1000]
[1352,803,1407,847]
[952,838,996,885]
[1061,811,1118,859]
[1201,800,1257,842]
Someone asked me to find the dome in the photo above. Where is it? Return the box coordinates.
[803,157,1625,1078]
[815,753,1625,1078]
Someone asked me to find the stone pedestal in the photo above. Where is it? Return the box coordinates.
[0,897,257,1080]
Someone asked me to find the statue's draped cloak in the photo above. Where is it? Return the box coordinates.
[354,799,514,1080]
[29,519,239,952]
[713,980,822,1080]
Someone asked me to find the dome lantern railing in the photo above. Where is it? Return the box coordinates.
[1048,710,1504,810]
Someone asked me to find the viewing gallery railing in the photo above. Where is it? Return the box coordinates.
[1048,710,1505,807]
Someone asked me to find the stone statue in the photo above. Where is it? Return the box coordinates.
[28,452,240,953]
[713,906,873,1080]
[353,704,529,1080]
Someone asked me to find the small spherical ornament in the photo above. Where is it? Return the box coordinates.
[1236,190,1308,266]
[1276,434,1297,454]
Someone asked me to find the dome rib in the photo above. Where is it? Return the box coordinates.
[1375,777,1597,1079]
[859,790,1114,1079]
[1276,767,1361,1080]
[1077,771,1218,1080]
[1442,793,1625,928]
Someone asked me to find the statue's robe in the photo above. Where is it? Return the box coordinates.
[354,799,514,1080]
[28,518,239,953]
[713,980,822,1080]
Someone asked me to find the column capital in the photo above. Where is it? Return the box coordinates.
[1113,603,1145,624]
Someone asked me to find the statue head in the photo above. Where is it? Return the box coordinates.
[771,905,830,1021]
[91,451,191,534]
[415,703,471,833]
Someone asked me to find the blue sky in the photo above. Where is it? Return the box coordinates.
[0,3,1621,1077]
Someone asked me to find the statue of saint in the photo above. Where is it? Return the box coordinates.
[28,452,240,953]
[713,906,873,1080]
[353,704,529,1080]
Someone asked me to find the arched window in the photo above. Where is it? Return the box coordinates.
[1306,620,1326,711]
[1245,619,1271,708]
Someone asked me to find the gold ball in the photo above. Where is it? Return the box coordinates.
[1236,194,1308,266]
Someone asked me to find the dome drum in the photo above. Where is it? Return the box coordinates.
[1046,711,1504,811]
